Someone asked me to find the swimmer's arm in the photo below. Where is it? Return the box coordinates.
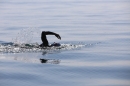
[43,31,61,40]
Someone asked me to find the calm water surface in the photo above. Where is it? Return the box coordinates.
[0,0,130,86]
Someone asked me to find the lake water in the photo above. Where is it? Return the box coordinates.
[0,0,130,86]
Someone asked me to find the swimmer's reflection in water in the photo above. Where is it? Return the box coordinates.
[40,58,60,64]
[40,51,61,64]
[13,57,60,64]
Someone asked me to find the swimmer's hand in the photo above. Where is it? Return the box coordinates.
[55,34,61,40]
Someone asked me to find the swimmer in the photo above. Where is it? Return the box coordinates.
[39,31,61,47]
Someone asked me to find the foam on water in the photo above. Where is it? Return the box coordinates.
[0,42,86,53]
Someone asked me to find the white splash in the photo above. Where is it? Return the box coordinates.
[0,43,85,53]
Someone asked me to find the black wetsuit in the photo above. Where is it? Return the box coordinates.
[40,31,61,47]
[40,31,49,47]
